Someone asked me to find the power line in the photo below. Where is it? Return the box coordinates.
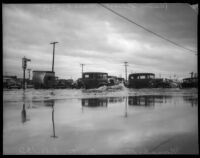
[99,3,197,55]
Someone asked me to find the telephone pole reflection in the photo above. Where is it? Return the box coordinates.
[125,96,128,118]
[51,100,58,138]
[21,90,30,123]
[21,103,27,123]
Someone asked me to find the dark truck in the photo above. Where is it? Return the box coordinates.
[128,73,156,88]
[128,73,166,88]
[181,77,198,88]
[82,72,108,89]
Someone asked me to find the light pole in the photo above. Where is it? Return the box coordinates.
[22,57,31,90]
[124,61,128,83]
[80,64,85,78]
[50,42,58,72]
[27,69,31,81]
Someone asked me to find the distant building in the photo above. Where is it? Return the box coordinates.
[32,71,55,89]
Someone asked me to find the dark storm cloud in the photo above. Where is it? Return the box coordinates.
[3,3,197,79]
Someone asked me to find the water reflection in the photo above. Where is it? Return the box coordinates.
[21,104,27,123]
[21,90,30,123]
[128,95,174,107]
[44,99,55,107]
[4,89,198,154]
[128,95,155,107]
[183,96,198,107]
[82,98,108,107]
[108,97,124,103]
[124,97,128,118]
[45,100,58,138]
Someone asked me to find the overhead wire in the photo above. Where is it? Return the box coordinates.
[99,3,197,55]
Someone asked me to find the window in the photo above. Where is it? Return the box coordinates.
[103,74,107,79]
[84,74,89,78]
[97,74,102,79]
[150,75,155,79]
[140,75,145,79]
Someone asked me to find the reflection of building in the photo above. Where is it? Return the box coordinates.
[108,97,124,103]
[128,95,173,106]
[183,96,198,107]
[128,96,155,107]
[82,98,108,107]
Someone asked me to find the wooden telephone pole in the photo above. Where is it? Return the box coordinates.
[50,42,58,72]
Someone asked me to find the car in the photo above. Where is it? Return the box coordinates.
[82,72,108,89]
[7,82,22,89]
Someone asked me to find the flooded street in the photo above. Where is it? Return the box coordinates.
[3,88,198,154]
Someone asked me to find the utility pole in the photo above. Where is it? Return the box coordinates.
[22,57,31,90]
[51,100,58,138]
[190,72,193,78]
[125,96,128,118]
[27,69,31,81]
[50,42,58,72]
[80,64,85,78]
[124,61,128,83]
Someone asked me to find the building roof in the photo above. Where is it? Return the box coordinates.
[33,70,54,73]
[183,77,198,80]
[129,73,155,76]
[83,72,108,74]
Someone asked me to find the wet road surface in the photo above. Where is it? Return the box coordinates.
[3,88,198,154]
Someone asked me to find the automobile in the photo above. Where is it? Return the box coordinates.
[7,81,22,89]
[181,77,198,88]
[82,72,108,89]
[128,73,156,88]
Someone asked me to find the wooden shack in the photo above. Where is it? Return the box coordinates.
[32,71,55,89]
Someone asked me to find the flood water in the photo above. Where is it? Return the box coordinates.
[3,88,198,154]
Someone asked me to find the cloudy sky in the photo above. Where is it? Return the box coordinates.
[3,3,197,80]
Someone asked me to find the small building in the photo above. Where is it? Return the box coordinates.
[32,71,55,89]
